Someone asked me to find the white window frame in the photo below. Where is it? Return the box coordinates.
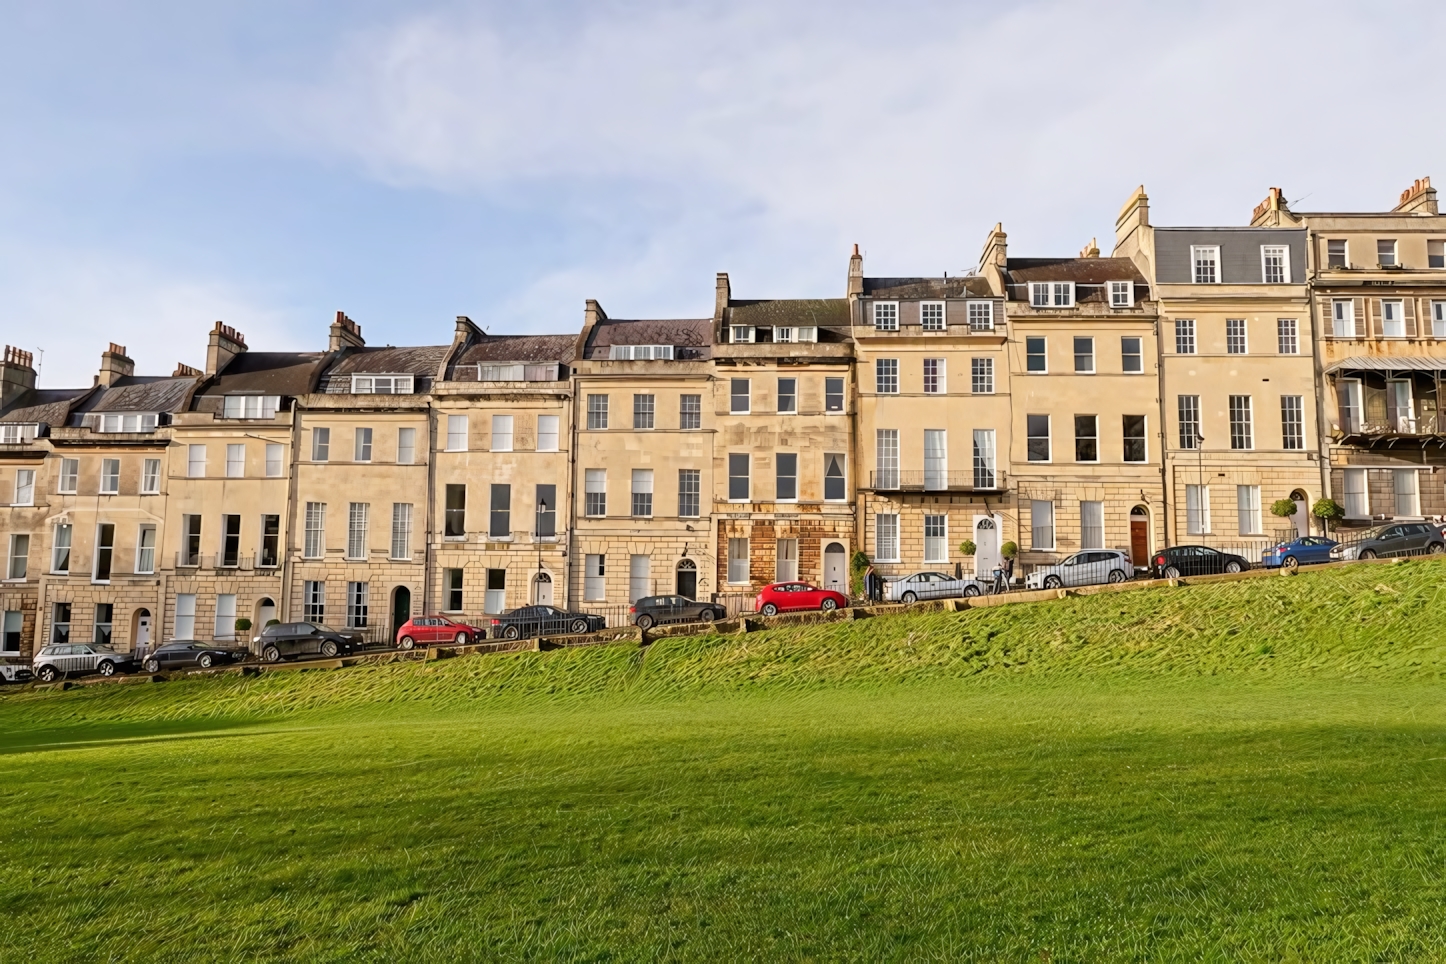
[1073,336,1095,374]
[347,502,369,560]
[1191,245,1221,284]
[445,415,469,451]
[221,395,280,418]
[874,513,900,562]
[923,514,948,564]
[135,524,156,575]
[1327,239,1348,269]
[303,502,326,559]
[630,469,654,517]
[1109,280,1134,308]
[1175,319,1196,354]
[1377,239,1398,267]
[536,415,560,452]
[1432,301,1446,339]
[922,358,944,395]
[175,594,196,639]
[972,429,996,489]
[1277,318,1299,354]
[1029,283,1049,308]
[7,534,29,580]
[727,538,749,584]
[51,523,71,573]
[971,357,994,394]
[490,415,514,452]
[730,379,750,415]
[872,301,899,331]
[226,443,246,478]
[1229,395,1254,450]
[1260,245,1290,284]
[1029,500,1055,551]
[1226,318,1248,355]
[1236,485,1262,536]
[353,428,372,462]
[100,458,120,494]
[875,429,899,489]
[1080,500,1104,550]
[350,374,414,395]
[312,427,330,461]
[584,554,606,600]
[1025,336,1048,373]
[920,301,945,331]
[1381,299,1406,338]
[875,358,899,394]
[187,445,206,478]
[628,555,651,604]
[1281,395,1305,451]
[0,423,38,444]
[98,413,158,433]
[59,458,78,494]
[13,468,35,506]
[1026,414,1051,463]
[1394,469,1421,518]
[1186,485,1211,534]
[1121,336,1143,373]
[730,325,754,344]
[1332,299,1356,338]
[1343,468,1369,519]
[264,444,283,478]
[967,301,994,331]
[584,469,606,517]
[390,503,413,560]
[924,429,947,491]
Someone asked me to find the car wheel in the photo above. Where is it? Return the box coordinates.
[503,625,521,640]
[901,591,917,604]
[97,660,116,677]
[1163,566,1181,579]
[262,645,281,663]
[399,636,415,650]
[636,614,654,630]
[820,597,838,612]
[1108,569,1127,583]
[963,584,981,597]
[709,608,724,621]
[1225,560,1244,573]
[570,618,589,634]
[455,632,469,645]
[198,654,213,669]
[319,640,339,658]
[144,659,160,673]
[1430,542,1445,555]
[760,603,779,617]
[1359,549,1377,560]
[1282,555,1299,570]
[1044,576,1063,589]
[38,666,58,683]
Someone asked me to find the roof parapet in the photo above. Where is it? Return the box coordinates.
[1394,176,1437,215]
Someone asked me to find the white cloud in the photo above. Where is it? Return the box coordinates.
[0,243,301,387]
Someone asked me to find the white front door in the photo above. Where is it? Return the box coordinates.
[973,517,1000,578]
[1293,499,1309,538]
[136,616,151,646]
[823,543,846,591]
[533,573,554,606]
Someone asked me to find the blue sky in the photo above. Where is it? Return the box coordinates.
[5,1,1445,384]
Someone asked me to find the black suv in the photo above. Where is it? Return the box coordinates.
[1151,545,1250,578]
[630,595,726,629]
[142,641,247,673]
[253,622,365,662]
[489,606,606,640]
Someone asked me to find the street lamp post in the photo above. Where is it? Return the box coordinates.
[535,498,547,604]
[1195,431,1205,535]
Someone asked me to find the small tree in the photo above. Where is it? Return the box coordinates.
[1312,498,1345,536]
[957,539,976,557]
[1270,498,1298,519]
[234,617,252,633]
[1000,541,1018,560]
[849,550,871,597]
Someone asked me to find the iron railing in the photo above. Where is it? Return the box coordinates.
[866,470,1006,492]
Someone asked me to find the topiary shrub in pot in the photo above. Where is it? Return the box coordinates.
[1312,498,1344,536]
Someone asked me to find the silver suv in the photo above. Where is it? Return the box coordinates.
[32,643,131,683]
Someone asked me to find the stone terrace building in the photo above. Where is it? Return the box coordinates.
[851,242,1014,581]
[571,301,717,611]
[1250,179,1446,532]
[712,273,857,600]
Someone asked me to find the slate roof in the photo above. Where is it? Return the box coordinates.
[861,277,994,299]
[725,299,853,341]
[453,335,576,366]
[76,376,198,420]
[319,345,452,393]
[1002,258,1149,303]
[199,352,330,397]
[584,318,714,360]
[0,388,92,427]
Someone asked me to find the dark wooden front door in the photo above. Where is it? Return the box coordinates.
[1130,520,1149,565]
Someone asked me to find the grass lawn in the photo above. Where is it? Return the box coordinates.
[3,563,1446,961]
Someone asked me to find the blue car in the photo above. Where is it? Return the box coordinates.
[1261,536,1338,569]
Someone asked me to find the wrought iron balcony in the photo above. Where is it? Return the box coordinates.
[865,469,1006,493]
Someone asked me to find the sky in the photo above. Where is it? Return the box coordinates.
[4,1,1445,385]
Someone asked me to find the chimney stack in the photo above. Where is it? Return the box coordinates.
[1079,238,1100,259]
[848,244,864,296]
[0,345,36,407]
[205,322,248,377]
[714,273,731,321]
[97,343,134,387]
[1115,186,1150,243]
[979,223,1008,271]
[1394,176,1438,215]
[173,362,202,378]
[328,311,365,352]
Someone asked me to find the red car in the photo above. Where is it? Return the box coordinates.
[394,615,487,649]
[754,581,848,617]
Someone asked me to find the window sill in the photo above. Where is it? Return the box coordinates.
[2,577,28,584]
[443,536,467,543]
[487,536,513,543]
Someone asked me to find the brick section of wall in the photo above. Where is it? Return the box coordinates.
[716,509,853,592]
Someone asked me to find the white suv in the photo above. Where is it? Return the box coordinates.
[32,644,131,683]
[1025,549,1133,590]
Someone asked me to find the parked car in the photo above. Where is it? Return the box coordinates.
[1151,545,1251,578]
[1026,550,1133,590]
[0,662,34,684]
[141,641,247,673]
[885,571,977,603]
[32,643,135,683]
[630,595,726,629]
[1330,522,1446,561]
[490,606,606,640]
[394,615,486,649]
[252,622,365,663]
[1261,536,1339,569]
[755,581,849,616]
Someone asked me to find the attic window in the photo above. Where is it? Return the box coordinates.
[351,374,414,394]
[730,326,754,344]
[872,302,899,331]
[1109,281,1134,308]
[98,413,158,433]
[477,364,525,381]
[0,423,38,443]
[967,301,994,331]
[609,345,675,360]
[1029,283,1074,308]
[222,395,280,418]
[774,327,817,343]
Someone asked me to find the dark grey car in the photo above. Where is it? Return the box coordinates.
[630,595,726,629]
[1331,522,1446,561]
[253,622,364,662]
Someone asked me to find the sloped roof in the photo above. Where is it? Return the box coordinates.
[861,276,993,299]
[0,387,92,426]
[585,318,713,359]
[1003,257,1149,303]
[727,298,852,334]
[80,376,197,417]
[453,335,577,366]
[325,345,452,376]
[201,351,329,397]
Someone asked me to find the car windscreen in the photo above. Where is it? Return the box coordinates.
[311,625,342,634]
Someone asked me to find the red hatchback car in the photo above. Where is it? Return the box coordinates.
[754,581,848,617]
[394,615,487,649]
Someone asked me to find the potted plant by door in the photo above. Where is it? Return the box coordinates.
[957,540,976,579]
[1312,498,1344,537]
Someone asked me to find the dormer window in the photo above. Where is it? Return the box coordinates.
[774,327,817,343]
[1191,245,1221,284]
[1029,282,1074,308]
[730,326,754,344]
[221,395,280,418]
[920,302,945,331]
[0,424,38,443]
[351,374,413,394]
[1261,246,1290,284]
[1377,239,1398,267]
[1109,281,1134,308]
[872,302,899,330]
[98,413,158,433]
[609,345,675,360]
[967,301,994,330]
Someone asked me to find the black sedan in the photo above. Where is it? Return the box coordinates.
[1151,545,1251,578]
[253,622,365,662]
[630,595,725,629]
[489,606,606,640]
[142,641,247,673]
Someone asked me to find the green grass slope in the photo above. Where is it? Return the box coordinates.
[1,562,1445,961]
